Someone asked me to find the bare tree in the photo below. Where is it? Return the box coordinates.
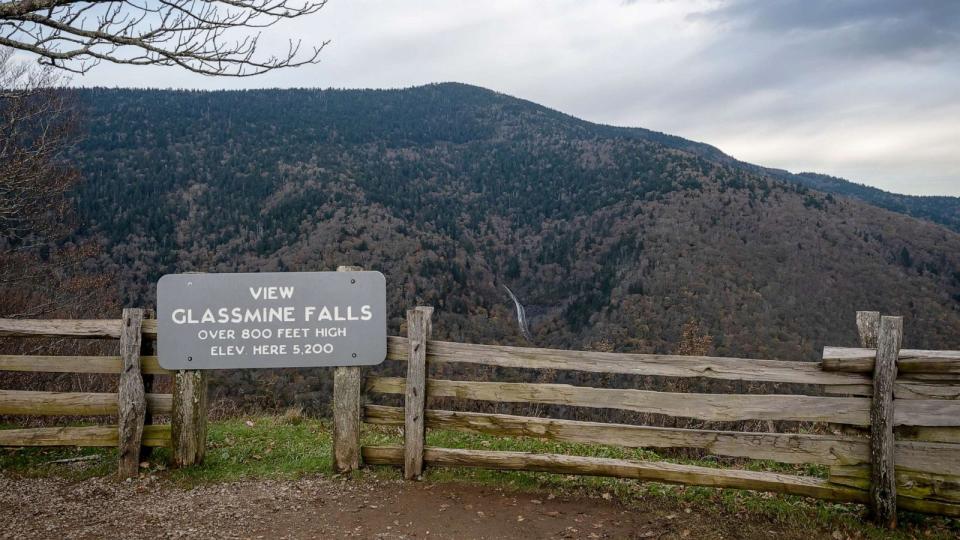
[0,0,328,76]
[0,46,75,247]
[0,47,109,319]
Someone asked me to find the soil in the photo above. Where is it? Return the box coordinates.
[0,473,851,539]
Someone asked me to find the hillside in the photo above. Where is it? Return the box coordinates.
[66,83,960,361]
[594,125,960,234]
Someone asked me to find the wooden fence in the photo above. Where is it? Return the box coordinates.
[0,309,207,477]
[338,309,960,527]
[3,305,958,527]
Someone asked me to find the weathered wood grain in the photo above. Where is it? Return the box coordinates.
[370,377,860,425]
[831,465,960,503]
[899,373,960,383]
[0,425,170,447]
[362,445,869,504]
[385,337,868,387]
[0,355,170,375]
[404,306,433,480]
[333,366,362,473]
[142,318,157,339]
[0,318,123,338]
[171,369,208,467]
[869,316,901,528]
[331,265,365,474]
[365,405,960,475]
[365,405,864,466]
[0,317,161,340]
[117,308,146,479]
[825,382,960,400]
[857,311,881,348]
[892,440,960,476]
[140,309,157,458]
[823,347,960,374]
[0,390,171,415]
[897,427,960,444]
[369,377,959,427]
[894,383,960,400]
[896,497,960,517]
[888,400,960,426]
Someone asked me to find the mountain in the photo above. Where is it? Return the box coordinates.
[594,127,960,234]
[66,83,960,361]
[790,172,960,231]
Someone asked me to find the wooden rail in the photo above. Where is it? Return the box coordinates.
[387,337,871,387]
[825,381,960,400]
[0,425,171,447]
[0,355,170,375]
[0,390,172,415]
[830,465,960,504]
[367,376,960,427]
[361,446,960,517]
[823,347,960,374]
[364,405,960,475]
[360,310,960,525]
[0,318,158,339]
[0,313,205,477]
[361,445,868,503]
[5,310,959,521]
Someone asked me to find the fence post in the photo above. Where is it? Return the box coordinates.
[869,315,902,528]
[856,311,881,348]
[333,265,364,473]
[404,306,433,480]
[171,369,208,466]
[140,309,156,458]
[117,308,145,478]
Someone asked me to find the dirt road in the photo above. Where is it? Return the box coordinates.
[0,473,857,539]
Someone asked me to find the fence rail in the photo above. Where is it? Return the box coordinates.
[362,405,960,474]
[352,309,960,526]
[387,337,874,386]
[4,307,959,524]
[367,376,960,427]
[823,347,960,374]
[0,425,171,447]
[0,355,170,374]
[0,311,205,477]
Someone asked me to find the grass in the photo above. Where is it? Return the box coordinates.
[2,415,959,539]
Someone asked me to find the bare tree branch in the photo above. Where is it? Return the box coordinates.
[0,48,116,323]
[0,46,76,246]
[0,0,328,76]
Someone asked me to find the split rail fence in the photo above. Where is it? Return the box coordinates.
[2,305,958,527]
[0,309,207,477]
[335,309,960,526]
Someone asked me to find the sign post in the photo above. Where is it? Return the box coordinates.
[157,269,388,470]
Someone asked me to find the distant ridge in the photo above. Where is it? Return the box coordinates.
[66,83,960,361]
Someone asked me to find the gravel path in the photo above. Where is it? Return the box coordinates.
[1,473,854,539]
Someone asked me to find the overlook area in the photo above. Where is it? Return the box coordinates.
[3,2,960,536]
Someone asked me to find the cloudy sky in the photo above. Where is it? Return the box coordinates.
[72,0,960,196]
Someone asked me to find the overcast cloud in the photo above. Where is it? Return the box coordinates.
[70,0,960,196]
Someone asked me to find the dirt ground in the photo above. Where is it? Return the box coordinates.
[0,473,855,539]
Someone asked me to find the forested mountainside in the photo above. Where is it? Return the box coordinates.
[66,83,960,361]
[605,128,960,234]
[791,172,960,232]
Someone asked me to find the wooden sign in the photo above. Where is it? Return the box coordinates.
[157,271,387,369]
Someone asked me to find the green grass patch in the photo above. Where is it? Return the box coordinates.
[166,416,334,485]
[2,417,958,539]
[0,444,116,480]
